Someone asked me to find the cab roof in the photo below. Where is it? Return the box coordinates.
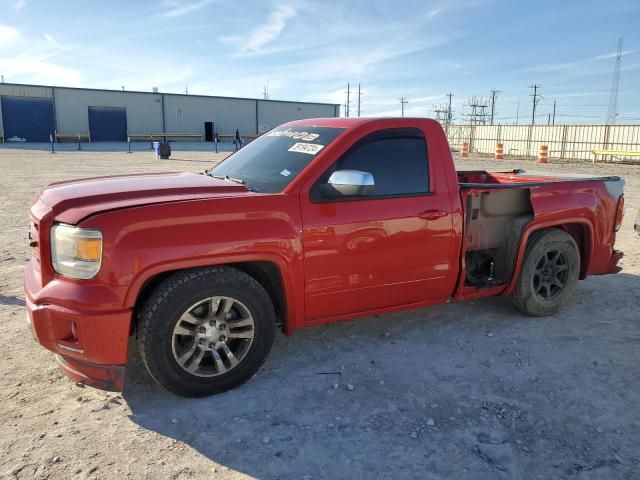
[284,117,441,129]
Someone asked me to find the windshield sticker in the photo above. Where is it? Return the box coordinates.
[288,143,324,155]
[280,169,292,177]
[267,128,320,142]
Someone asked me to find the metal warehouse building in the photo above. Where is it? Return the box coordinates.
[0,83,339,143]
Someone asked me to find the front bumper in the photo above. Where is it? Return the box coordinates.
[25,261,132,391]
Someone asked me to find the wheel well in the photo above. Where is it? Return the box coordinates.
[555,223,591,278]
[131,261,286,335]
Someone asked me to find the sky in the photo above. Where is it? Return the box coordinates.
[0,0,639,124]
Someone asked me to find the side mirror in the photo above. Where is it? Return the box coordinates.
[320,170,375,198]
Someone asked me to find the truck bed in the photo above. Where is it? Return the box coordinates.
[457,169,621,188]
[455,169,624,292]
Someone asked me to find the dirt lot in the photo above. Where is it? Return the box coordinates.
[1,146,639,480]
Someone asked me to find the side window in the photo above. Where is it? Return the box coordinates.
[317,130,429,199]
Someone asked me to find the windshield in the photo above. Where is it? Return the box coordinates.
[208,126,345,193]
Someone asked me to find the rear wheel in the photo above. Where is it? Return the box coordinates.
[137,266,276,397]
[509,229,580,316]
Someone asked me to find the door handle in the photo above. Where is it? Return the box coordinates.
[419,209,447,220]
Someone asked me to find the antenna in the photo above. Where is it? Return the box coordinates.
[263,80,269,100]
[606,37,623,125]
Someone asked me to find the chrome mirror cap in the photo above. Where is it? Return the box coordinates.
[322,170,375,197]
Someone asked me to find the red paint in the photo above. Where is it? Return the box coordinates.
[24,118,624,390]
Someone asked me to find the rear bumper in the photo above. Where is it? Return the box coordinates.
[24,261,131,391]
[605,249,624,274]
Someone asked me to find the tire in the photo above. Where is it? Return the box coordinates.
[137,266,276,397]
[509,229,580,317]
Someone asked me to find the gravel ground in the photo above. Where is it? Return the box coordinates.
[1,146,639,480]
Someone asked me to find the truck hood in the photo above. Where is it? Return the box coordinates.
[37,171,250,224]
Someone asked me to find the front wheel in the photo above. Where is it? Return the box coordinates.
[137,266,276,397]
[509,229,580,316]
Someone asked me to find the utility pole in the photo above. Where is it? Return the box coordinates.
[446,92,453,125]
[400,97,408,117]
[263,81,269,100]
[552,100,556,125]
[1,75,4,83]
[489,89,500,125]
[529,84,541,125]
[346,83,350,117]
[357,83,361,117]
[185,86,189,95]
[515,101,519,125]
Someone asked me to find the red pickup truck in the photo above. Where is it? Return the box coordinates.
[25,118,625,397]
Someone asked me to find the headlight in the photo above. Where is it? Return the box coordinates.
[50,224,102,279]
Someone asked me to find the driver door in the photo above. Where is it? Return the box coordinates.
[300,128,455,322]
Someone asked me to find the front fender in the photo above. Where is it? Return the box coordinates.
[80,195,306,333]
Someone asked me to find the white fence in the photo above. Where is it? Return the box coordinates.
[445,124,640,160]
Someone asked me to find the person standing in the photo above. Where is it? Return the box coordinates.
[235,129,241,151]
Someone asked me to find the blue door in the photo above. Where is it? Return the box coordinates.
[1,96,55,142]
[88,106,127,141]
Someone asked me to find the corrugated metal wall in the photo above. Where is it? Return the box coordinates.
[446,124,640,160]
[54,88,163,134]
[256,101,336,133]
[0,83,339,140]
[0,84,53,98]
[163,95,256,136]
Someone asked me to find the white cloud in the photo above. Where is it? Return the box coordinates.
[0,58,82,86]
[0,25,22,47]
[240,5,297,53]
[160,0,216,18]
[524,49,635,73]
[13,0,27,10]
[592,50,634,61]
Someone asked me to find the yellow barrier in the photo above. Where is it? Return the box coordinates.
[591,149,640,164]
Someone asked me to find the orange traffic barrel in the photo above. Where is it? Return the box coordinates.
[461,142,469,158]
[495,143,504,160]
[537,144,549,163]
